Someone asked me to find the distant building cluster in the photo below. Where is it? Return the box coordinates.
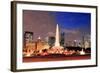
[23,30,90,57]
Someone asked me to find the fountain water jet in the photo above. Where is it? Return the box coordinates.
[55,24,60,46]
[52,24,64,53]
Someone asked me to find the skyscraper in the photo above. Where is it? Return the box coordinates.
[48,36,55,46]
[60,32,65,46]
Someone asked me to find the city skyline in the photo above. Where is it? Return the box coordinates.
[23,10,91,62]
[23,10,91,43]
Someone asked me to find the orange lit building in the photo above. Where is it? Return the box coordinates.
[35,37,50,53]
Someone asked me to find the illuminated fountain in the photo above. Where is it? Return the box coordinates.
[26,53,31,57]
[80,49,85,55]
[25,49,33,57]
[52,24,64,54]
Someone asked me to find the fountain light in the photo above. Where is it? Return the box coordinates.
[80,49,85,55]
[52,24,64,51]
[26,53,31,57]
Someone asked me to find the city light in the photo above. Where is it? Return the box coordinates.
[23,24,91,57]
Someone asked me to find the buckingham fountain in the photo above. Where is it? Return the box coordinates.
[51,24,85,55]
[51,24,64,54]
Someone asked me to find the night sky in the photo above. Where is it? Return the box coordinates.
[23,10,91,42]
[50,11,91,34]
